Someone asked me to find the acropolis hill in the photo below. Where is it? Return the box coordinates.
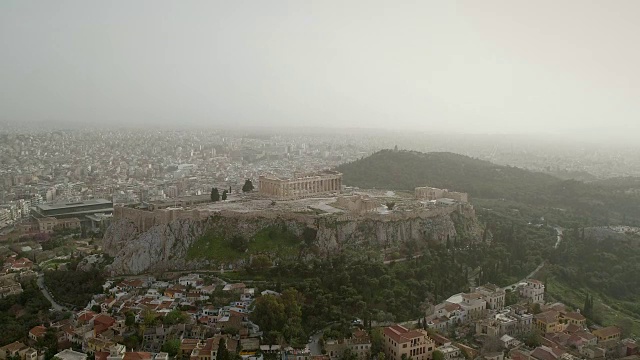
[103,185,482,275]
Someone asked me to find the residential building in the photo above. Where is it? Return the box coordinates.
[519,280,544,304]
[346,329,371,360]
[559,311,586,327]
[383,325,435,360]
[592,326,621,343]
[472,284,506,311]
[534,311,562,334]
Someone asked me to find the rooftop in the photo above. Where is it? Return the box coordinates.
[36,199,112,211]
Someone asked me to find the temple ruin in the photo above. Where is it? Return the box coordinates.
[258,170,342,199]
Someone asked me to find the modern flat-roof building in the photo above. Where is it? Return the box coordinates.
[31,199,113,219]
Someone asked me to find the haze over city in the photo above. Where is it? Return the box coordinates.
[1,0,639,142]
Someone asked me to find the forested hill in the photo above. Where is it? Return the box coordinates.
[337,150,640,225]
[337,150,558,199]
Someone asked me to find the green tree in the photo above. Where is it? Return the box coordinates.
[341,349,358,360]
[251,295,286,334]
[370,328,384,356]
[242,179,254,192]
[125,312,136,327]
[524,330,542,347]
[161,338,180,357]
[218,338,231,360]
[432,350,445,360]
[248,255,271,273]
[222,190,228,201]
[211,188,220,202]
[163,310,188,325]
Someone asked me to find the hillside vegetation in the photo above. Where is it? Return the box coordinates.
[337,150,640,226]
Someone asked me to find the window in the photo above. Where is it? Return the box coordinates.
[403,344,407,348]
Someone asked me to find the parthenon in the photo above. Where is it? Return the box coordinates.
[258,170,342,199]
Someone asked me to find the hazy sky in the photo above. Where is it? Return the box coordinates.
[1,1,639,136]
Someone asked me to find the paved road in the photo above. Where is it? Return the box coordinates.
[37,274,67,311]
[309,331,323,356]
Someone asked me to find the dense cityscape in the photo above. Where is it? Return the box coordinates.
[3,1,640,360]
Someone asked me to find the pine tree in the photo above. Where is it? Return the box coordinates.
[211,188,220,202]
[242,179,254,192]
[222,190,228,201]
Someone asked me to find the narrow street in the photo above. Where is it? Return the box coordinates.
[37,274,67,312]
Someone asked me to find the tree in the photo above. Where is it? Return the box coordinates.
[583,293,594,318]
[161,338,180,357]
[386,202,395,210]
[432,350,445,360]
[248,255,271,273]
[125,312,135,327]
[242,179,254,192]
[524,330,542,347]
[163,309,188,325]
[222,190,228,201]
[341,349,358,360]
[370,328,384,356]
[218,338,231,360]
[211,188,220,202]
[481,336,503,353]
[91,304,101,313]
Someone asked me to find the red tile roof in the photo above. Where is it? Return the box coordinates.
[383,325,430,344]
[123,352,152,360]
[29,325,47,338]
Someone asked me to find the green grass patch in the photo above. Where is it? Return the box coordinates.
[186,230,244,261]
[249,226,301,256]
[186,225,302,262]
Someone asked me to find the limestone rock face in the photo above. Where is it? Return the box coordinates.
[103,205,483,275]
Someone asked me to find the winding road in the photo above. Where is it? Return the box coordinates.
[502,226,564,291]
[37,274,67,311]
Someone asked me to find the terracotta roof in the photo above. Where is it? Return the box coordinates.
[94,314,116,327]
[95,352,109,360]
[593,326,621,339]
[383,325,430,344]
[575,331,596,341]
[562,312,585,321]
[531,346,564,360]
[29,325,47,337]
[444,303,462,312]
[564,323,582,334]
[123,352,152,360]
[1,341,27,353]
[77,311,97,322]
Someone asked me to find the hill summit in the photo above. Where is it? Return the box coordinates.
[337,149,557,199]
[337,149,640,225]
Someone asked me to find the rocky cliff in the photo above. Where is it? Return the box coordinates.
[103,205,483,275]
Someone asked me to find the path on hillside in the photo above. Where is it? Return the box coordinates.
[382,254,423,265]
[554,227,564,248]
[502,226,563,291]
[37,274,67,311]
